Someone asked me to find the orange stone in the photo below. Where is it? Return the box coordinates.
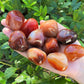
[43,38,59,54]
[27,48,47,65]
[47,52,68,71]
[40,20,58,37]
[64,44,84,61]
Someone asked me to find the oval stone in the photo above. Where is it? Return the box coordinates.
[57,29,77,45]
[64,44,84,61]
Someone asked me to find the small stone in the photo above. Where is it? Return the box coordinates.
[6,10,24,31]
[57,29,77,45]
[64,44,84,61]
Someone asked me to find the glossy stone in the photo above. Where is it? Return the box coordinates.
[64,44,84,61]
[6,10,24,31]
[40,20,58,37]
[47,52,68,71]
[9,31,28,51]
[57,29,77,45]
[27,48,46,65]
[28,29,44,47]
[43,38,59,54]
[21,18,38,38]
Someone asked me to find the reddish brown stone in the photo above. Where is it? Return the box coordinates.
[6,10,24,31]
[9,31,28,51]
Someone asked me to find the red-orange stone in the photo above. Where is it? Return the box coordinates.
[27,48,47,65]
[6,10,24,31]
[9,31,28,51]
[21,18,38,38]
[43,38,59,54]
[64,44,84,61]
[40,20,58,37]
[47,53,68,71]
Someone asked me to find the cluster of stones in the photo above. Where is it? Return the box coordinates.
[6,10,84,71]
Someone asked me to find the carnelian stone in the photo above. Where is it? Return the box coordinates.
[27,48,47,65]
[21,18,38,38]
[47,52,68,71]
[6,10,24,31]
[64,44,84,61]
[40,20,58,37]
[9,31,28,51]
[43,38,59,54]
[57,29,77,45]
